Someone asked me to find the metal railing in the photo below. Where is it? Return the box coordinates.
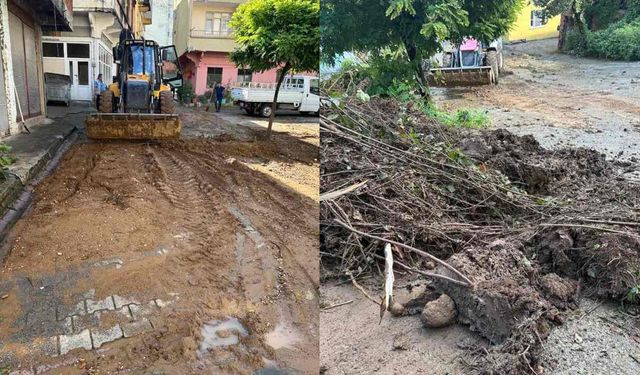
[231,81,305,90]
[190,29,233,38]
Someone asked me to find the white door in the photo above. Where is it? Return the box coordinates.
[68,59,92,101]
[299,78,320,112]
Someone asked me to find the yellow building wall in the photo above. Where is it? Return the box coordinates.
[132,1,152,38]
[173,0,192,55]
[507,3,561,41]
[191,2,236,30]
[173,0,243,55]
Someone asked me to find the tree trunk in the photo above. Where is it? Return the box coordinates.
[267,63,290,140]
[403,41,431,102]
[558,11,571,50]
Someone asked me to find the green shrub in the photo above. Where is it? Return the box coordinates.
[197,94,210,104]
[586,19,640,60]
[423,103,490,129]
[563,28,589,56]
[177,81,195,103]
[377,80,490,129]
[564,16,640,61]
[0,143,16,181]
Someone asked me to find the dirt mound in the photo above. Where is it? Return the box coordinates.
[320,96,640,374]
[533,228,640,299]
[459,129,610,194]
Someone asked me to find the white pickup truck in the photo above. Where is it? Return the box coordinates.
[231,75,320,117]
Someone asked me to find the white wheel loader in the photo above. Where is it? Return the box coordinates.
[427,38,504,87]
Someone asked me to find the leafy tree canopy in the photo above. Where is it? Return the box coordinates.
[230,0,319,74]
[321,0,523,96]
[321,0,523,64]
[229,0,319,138]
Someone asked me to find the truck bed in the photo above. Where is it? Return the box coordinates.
[231,83,305,104]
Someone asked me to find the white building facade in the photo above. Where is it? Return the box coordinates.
[42,0,130,101]
[144,0,172,46]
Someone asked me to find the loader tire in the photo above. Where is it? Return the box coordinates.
[160,91,175,114]
[99,90,113,113]
[487,50,499,84]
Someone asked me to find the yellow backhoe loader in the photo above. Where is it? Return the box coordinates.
[86,34,183,140]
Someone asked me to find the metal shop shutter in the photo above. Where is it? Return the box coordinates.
[0,50,8,135]
[9,8,41,120]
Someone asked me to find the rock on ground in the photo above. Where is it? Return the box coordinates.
[420,294,457,328]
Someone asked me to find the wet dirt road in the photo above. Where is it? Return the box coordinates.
[0,110,319,374]
[434,38,640,162]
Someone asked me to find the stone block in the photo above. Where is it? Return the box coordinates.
[59,329,92,355]
[91,325,123,348]
[86,297,115,314]
[121,318,152,338]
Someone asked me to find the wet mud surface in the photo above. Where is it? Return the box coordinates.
[0,110,319,374]
[434,38,640,162]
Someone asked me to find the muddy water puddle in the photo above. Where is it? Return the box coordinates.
[265,318,304,350]
[197,317,249,357]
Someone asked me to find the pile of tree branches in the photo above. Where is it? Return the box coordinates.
[320,95,640,373]
[320,97,551,277]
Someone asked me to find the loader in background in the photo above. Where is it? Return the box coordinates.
[427,38,503,87]
[86,36,183,140]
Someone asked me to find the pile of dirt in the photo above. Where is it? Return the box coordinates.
[458,129,611,195]
[320,97,640,373]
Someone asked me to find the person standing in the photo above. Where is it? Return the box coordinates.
[93,74,107,108]
[214,82,225,112]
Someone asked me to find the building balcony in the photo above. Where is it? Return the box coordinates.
[190,29,233,39]
[74,0,127,29]
[193,0,245,4]
[25,0,74,31]
[188,31,237,53]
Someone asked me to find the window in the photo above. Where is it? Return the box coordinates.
[531,10,547,28]
[67,43,90,58]
[284,77,304,90]
[310,78,319,95]
[205,12,231,36]
[237,68,252,83]
[43,42,64,57]
[77,61,89,85]
[98,45,112,83]
[207,67,223,87]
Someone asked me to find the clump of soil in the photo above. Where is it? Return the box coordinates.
[320,97,640,374]
[459,129,610,194]
[420,294,456,328]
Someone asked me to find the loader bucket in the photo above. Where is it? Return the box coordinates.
[86,113,181,140]
[428,66,494,87]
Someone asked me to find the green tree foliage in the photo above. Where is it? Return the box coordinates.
[536,0,640,60]
[230,0,320,138]
[321,0,523,99]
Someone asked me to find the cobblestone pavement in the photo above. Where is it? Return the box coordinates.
[0,242,178,372]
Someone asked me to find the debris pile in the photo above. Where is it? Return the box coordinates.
[320,97,640,373]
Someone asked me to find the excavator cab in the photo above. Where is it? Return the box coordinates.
[86,37,183,140]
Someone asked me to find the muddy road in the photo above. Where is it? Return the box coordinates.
[0,110,319,373]
[434,38,640,162]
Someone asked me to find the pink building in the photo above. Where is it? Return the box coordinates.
[180,51,278,95]
[173,0,279,95]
